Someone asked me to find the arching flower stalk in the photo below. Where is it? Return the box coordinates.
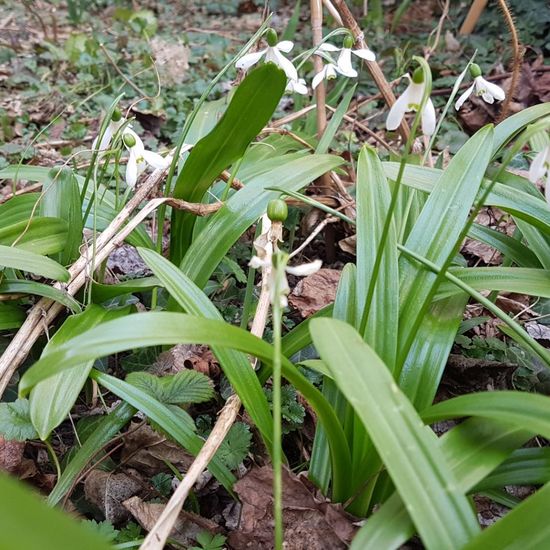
[386,66,436,136]
[455,63,506,110]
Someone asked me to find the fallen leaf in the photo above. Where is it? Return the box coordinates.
[228,465,356,549]
[525,321,550,340]
[289,269,341,318]
[0,436,24,473]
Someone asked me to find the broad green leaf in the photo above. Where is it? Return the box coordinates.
[29,305,131,440]
[400,294,468,411]
[356,146,398,368]
[170,64,287,263]
[435,267,550,301]
[0,244,69,281]
[91,276,161,302]
[462,482,550,550]
[138,247,274,453]
[90,369,235,492]
[40,167,83,265]
[20,311,352,501]
[0,279,81,312]
[398,125,494,364]
[180,153,344,289]
[0,473,112,550]
[0,217,68,256]
[127,370,213,405]
[0,194,40,229]
[474,447,550,492]
[0,302,25,330]
[311,318,480,549]
[48,402,135,506]
[469,223,541,268]
[0,398,38,441]
[422,391,550,439]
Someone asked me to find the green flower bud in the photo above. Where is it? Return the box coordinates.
[123,133,136,147]
[343,35,354,49]
[111,108,122,122]
[266,28,278,47]
[412,66,424,84]
[267,199,288,222]
[469,63,482,78]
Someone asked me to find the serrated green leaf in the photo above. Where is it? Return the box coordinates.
[215,422,252,470]
[0,398,38,441]
[127,369,213,405]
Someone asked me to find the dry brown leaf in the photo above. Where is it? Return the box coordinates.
[121,423,194,477]
[151,38,189,85]
[289,268,341,318]
[228,465,356,549]
[0,436,24,473]
[84,469,143,523]
[152,344,219,377]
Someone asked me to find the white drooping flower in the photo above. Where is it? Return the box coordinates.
[312,62,340,90]
[286,77,308,95]
[386,68,436,136]
[317,36,376,78]
[122,129,171,188]
[236,28,298,81]
[249,214,322,307]
[92,109,125,153]
[528,144,550,203]
[455,63,506,110]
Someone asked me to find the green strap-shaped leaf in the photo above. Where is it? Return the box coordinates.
[91,276,161,302]
[0,279,81,312]
[462,481,550,550]
[0,193,41,229]
[29,305,131,440]
[138,247,274,454]
[0,473,113,550]
[0,302,25,330]
[170,63,287,263]
[0,244,69,281]
[310,318,480,549]
[0,218,68,256]
[398,125,494,364]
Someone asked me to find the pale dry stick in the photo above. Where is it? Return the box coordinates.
[424,0,450,61]
[271,105,317,128]
[311,0,328,138]
[331,0,410,142]
[140,226,275,550]
[289,215,338,259]
[261,127,315,150]
[0,168,168,397]
[0,182,42,204]
[322,0,344,24]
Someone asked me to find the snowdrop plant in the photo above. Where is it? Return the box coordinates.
[236,28,298,82]
[386,66,436,136]
[455,63,506,110]
[317,36,376,78]
[91,108,125,153]
[122,129,171,188]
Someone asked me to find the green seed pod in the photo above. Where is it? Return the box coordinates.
[267,199,288,222]
[266,28,278,47]
[412,66,424,84]
[111,108,122,122]
[343,35,354,49]
[123,132,136,147]
[469,63,482,78]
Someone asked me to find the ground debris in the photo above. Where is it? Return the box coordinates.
[289,268,341,318]
[228,465,356,549]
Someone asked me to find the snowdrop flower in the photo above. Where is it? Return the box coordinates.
[386,67,436,136]
[312,62,340,90]
[455,63,506,110]
[528,144,550,203]
[236,28,298,81]
[318,36,376,78]
[122,129,171,188]
[286,77,308,95]
[92,109,124,153]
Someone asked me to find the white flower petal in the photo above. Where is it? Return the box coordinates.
[421,98,436,136]
[455,83,475,110]
[276,40,294,53]
[270,47,298,81]
[143,150,170,169]
[545,171,550,208]
[286,259,323,277]
[249,256,270,269]
[336,49,357,77]
[529,147,550,183]
[483,79,506,101]
[286,78,308,95]
[352,47,376,61]
[312,68,327,90]
[126,152,138,188]
[236,49,266,70]
[318,42,340,52]
[386,88,411,130]
[482,92,495,104]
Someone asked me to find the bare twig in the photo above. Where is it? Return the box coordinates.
[322,0,344,24]
[311,0,328,139]
[425,0,450,61]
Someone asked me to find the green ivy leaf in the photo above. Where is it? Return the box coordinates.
[127,369,214,405]
[214,422,252,470]
[0,399,38,441]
